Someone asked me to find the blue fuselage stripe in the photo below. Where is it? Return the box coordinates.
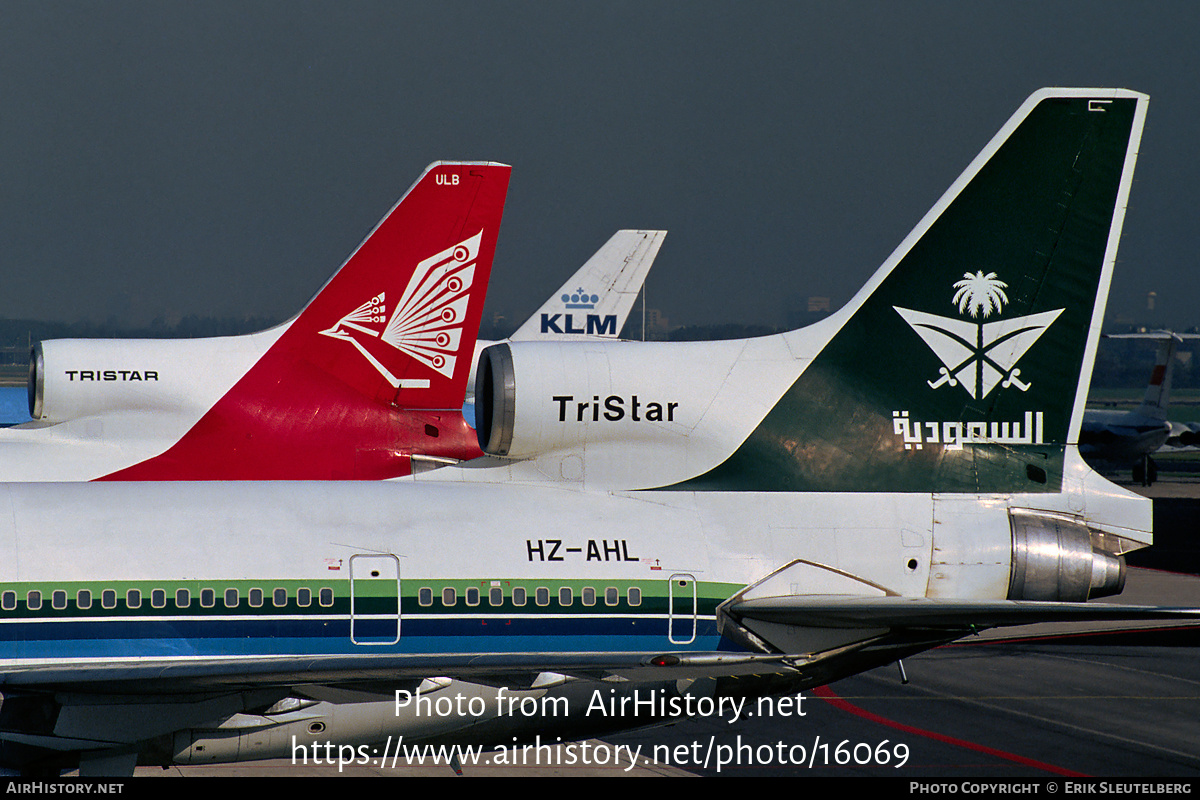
[0,615,722,658]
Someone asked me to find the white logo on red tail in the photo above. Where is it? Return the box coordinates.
[321,231,483,388]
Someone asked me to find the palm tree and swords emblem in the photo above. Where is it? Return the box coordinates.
[894,271,1063,400]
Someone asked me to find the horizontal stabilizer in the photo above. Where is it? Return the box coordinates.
[1104,331,1200,341]
[729,595,1200,631]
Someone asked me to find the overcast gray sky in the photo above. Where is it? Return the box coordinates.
[1,2,1197,330]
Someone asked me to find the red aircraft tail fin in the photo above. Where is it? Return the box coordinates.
[288,161,510,409]
[101,162,510,479]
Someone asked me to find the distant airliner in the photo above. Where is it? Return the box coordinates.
[1080,331,1200,484]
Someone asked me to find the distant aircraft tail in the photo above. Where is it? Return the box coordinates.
[101,162,510,479]
[463,230,665,404]
[1105,331,1200,421]
[1138,338,1180,421]
[681,89,1148,493]
[510,230,666,341]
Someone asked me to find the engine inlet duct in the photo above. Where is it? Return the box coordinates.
[28,342,43,420]
[1008,510,1126,601]
[476,343,515,456]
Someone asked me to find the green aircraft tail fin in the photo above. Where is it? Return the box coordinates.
[680,89,1147,493]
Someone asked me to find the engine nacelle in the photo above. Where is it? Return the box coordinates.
[30,333,278,422]
[474,340,712,461]
[31,340,167,421]
[1008,510,1126,601]
[475,341,516,455]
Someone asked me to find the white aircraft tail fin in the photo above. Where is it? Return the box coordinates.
[511,230,665,340]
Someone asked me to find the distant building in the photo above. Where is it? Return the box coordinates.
[785,295,836,330]
[645,308,671,340]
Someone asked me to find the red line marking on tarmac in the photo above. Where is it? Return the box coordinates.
[811,684,1088,777]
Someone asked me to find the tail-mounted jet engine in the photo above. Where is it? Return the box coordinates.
[474,341,689,460]
[1007,510,1127,601]
[475,342,516,456]
[28,337,263,422]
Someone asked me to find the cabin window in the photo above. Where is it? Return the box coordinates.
[101,590,117,609]
[605,587,619,606]
[627,587,641,606]
[512,587,527,606]
[465,587,480,606]
[582,587,596,606]
[249,588,263,608]
[319,588,334,607]
[0,591,14,611]
[273,588,288,607]
[418,588,433,606]
[442,587,456,606]
[200,589,215,608]
[297,588,312,607]
[151,589,166,609]
[535,587,550,606]
[77,590,92,610]
[559,587,573,606]
[224,588,239,608]
[489,587,503,606]
[176,589,191,608]
[26,590,41,611]
[126,589,142,609]
[52,590,67,610]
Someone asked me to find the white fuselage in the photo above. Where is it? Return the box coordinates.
[0,451,1148,674]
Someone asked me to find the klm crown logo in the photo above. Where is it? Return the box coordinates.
[894,271,1063,400]
[562,288,600,310]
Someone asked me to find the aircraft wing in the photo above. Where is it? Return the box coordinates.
[727,596,1200,635]
[0,650,793,695]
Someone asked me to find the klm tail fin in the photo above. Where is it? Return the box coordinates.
[683,89,1147,492]
[101,162,510,479]
[510,230,666,341]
